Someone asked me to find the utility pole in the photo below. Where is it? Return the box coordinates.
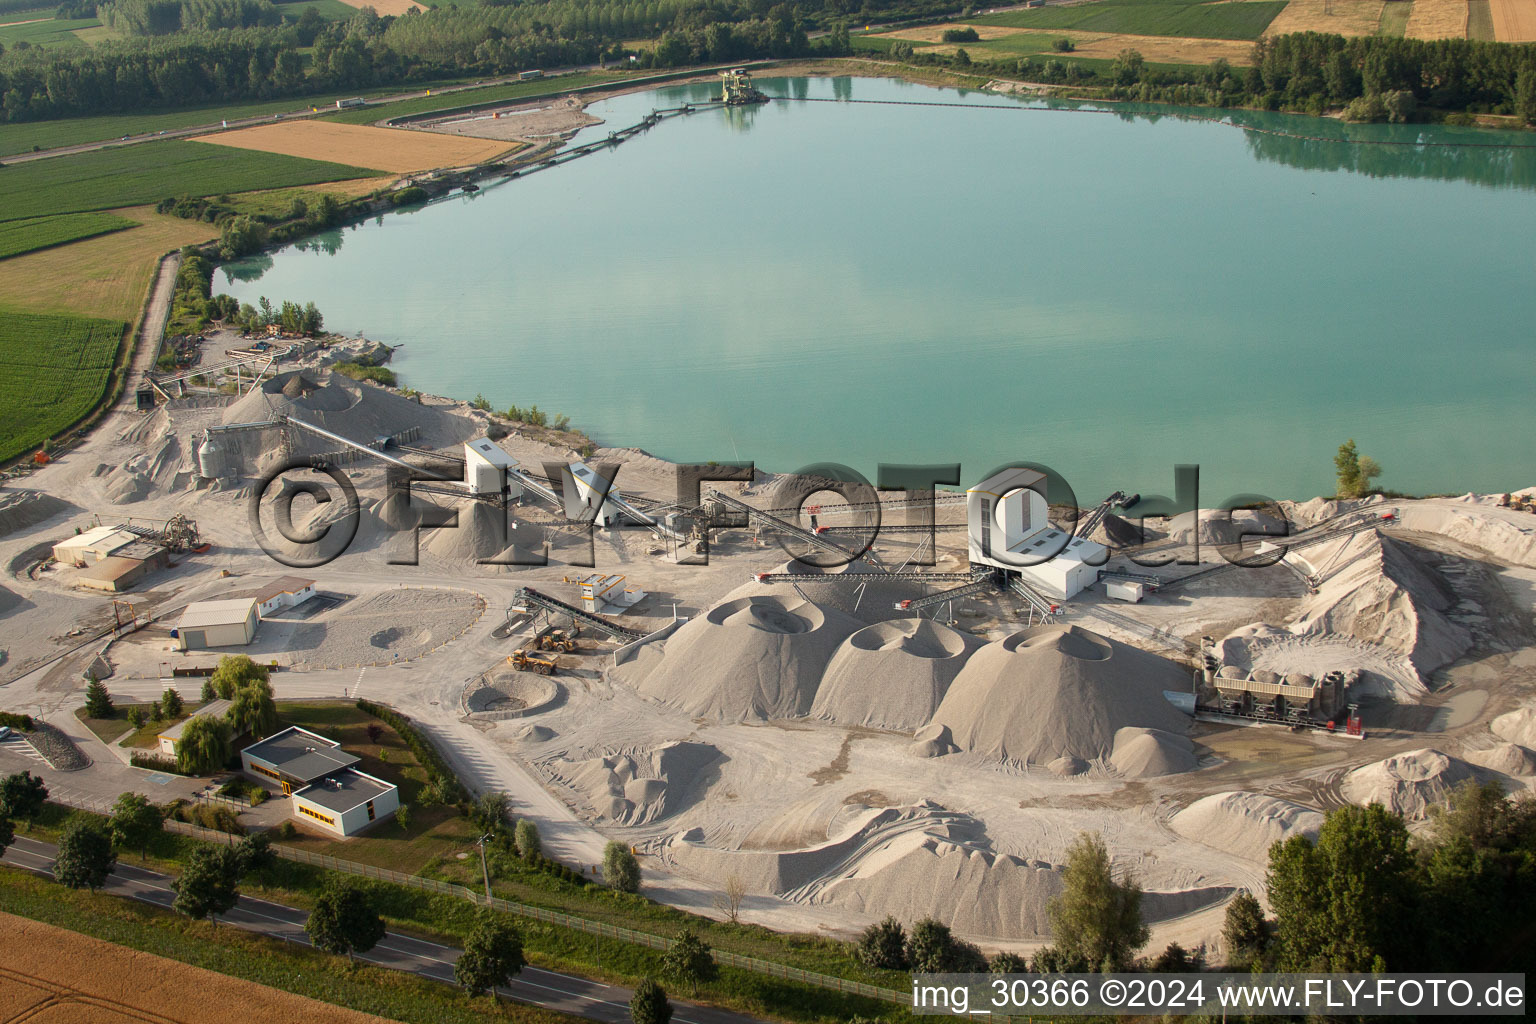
[477,832,493,902]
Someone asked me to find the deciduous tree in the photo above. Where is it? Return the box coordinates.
[176,714,233,775]
[661,929,717,995]
[172,845,241,925]
[54,820,116,892]
[630,977,672,1024]
[108,791,162,861]
[1048,831,1148,972]
[306,885,386,962]
[455,912,526,1001]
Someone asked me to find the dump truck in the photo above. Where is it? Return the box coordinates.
[509,650,556,675]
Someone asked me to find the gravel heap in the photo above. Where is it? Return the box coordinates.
[26,722,90,771]
[931,624,1191,767]
[1341,748,1482,820]
[810,618,980,731]
[1170,791,1323,863]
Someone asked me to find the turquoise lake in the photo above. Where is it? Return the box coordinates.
[222,76,1536,505]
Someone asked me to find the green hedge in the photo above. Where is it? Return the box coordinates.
[0,711,35,731]
[356,699,467,804]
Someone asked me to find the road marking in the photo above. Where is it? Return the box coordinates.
[351,667,366,699]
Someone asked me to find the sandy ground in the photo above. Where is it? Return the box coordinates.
[1490,0,1536,38]
[1406,0,1470,36]
[416,96,602,144]
[1264,0,1387,35]
[191,121,516,174]
[925,31,1256,64]
[0,912,395,1024]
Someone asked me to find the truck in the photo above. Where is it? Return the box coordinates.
[335,97,367,109]
[518,69,543,81]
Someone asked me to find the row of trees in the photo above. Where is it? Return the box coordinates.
[166,245,325,337]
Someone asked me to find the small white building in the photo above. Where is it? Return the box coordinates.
[176,598,259,651]
[292,769,399,836]
[565,463,622,527]
[156,698,233,757]
[463,437,524,498]
[252,576,316,618]
[966,467,1106,601]
[53,525,137,566]
[574,573,645,614]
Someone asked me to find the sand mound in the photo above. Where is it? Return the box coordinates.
[811,618,980,731]
[104,470,153,504]
[1049,755,1088,776]
[1110,727,1197,778]
[519,724,556,742]
[0,489,74,539]
[1491,707,1536,748]
[1465,742,1536,777]
[421,501,545,565]
[1290,532,1469,684]
[661,802,1230,940]
[931,624,1191,766]
[909,722,958,758]
[625,592,861,721]
[550,741,720,825]
[0,582,23,617]
[220,369,474,470]
[1170,791,1324,863]
[1342,748,1480,820]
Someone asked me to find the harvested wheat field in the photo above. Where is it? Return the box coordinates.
[1406,0,1469,37]
[925,31,1254,65]
[1490,0,1536,38]
[193,121,516,174]
[877,22,1031,41]
[0,912,392,1024]
[1264,0,1386,36]
[338,0,423,13]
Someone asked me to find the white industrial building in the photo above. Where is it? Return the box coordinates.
[252,576,316,618]
[240,725,398,835]
[573,573,646,614]
[463,437,525,498]
[564,463,623,527]
[53,525,138,566]
[966,467,1108,601]
[176,598,259,650]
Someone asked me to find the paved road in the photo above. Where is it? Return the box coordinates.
[1,836,766,1024]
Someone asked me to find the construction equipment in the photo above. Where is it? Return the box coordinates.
[704,489,885,569]
[537,629,578,653]
[516,586,648,643]
[159,513,201,553]
[1075,490,1139,538]
[509,650,556,675]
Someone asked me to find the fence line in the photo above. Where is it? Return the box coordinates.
[46,793,915,1009]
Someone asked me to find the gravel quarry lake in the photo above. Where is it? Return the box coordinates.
[221,75,1536,503]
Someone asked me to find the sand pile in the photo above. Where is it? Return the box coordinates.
[0,582,22,617]
[1170,792,1324,863]
[1342,748,1481,819]
[1465,742,1536,777]
[931,625,1191,766]
[623,592,861,721]
[1491,707,1536,748]
[552,741,721,825]
[1396,500,1536,569]
[422,501,544,564]
[773,560,918,621]
[909,722,959,758]
[1289,532,1469,684]
[0,489,74,539]
[810,618,980,731]
[1165,508,1290,550]
[1110,727,1196,778]
[519,724,556,742]
[660,802,1231,940]
[220,369,474,470]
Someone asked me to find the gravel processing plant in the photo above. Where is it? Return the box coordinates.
[3,350,1535,958]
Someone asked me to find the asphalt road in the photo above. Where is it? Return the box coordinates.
[1,836,767,1024]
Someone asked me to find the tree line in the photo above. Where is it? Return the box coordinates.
[0,0,901,123]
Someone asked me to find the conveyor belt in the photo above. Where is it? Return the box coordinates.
[514,586,647,642]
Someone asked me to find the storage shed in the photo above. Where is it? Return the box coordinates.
[176,598,259,650]
[53,525,136,566]
[156,699,233,757]
[252,576,317,618]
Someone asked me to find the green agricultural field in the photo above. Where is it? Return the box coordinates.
[0,87,427,157]
[0,309,126,462]
[0,14,98,47]
[0,141,383,222]
[324,70,625,125]
[974,0,1288,40]
[0,211,137,259]
[272,0,362,17]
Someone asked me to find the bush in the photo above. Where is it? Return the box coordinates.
[1343,93,1388,122]
[390,187,429,206]
[603,840,640,893]
[941,26,979,42]
[0,712,34,731]
[855,916,908,970]
[129,752,185,774]
[333,362,398,387]
[1052,37,1074,52]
